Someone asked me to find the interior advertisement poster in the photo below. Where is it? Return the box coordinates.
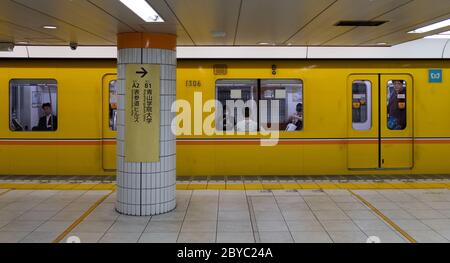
[125,64,160,163]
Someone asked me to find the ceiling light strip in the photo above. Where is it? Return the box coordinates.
[409,18,450,34]
[119,0,164,23]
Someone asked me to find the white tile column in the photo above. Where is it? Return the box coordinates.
[116,33,177,216]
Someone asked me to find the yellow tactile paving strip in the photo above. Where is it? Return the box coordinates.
[178,182,450,190]
[0,182,449,191]
[349,190,417,243]
[0,183,116,191]
[52,189,116,243]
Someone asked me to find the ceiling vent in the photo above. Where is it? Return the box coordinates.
[335,21,388,27]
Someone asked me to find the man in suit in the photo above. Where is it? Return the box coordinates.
[36,103,57,131]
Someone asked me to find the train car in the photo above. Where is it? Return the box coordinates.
[1,59,449,177]
[0,59,116,176]
[177,60,450,176]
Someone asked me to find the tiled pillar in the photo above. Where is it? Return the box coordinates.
[116,33,177,216]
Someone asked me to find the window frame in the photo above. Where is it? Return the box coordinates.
[386,79,407,131]
[259,79,304,132]
[108,79,118,131]
[9,78,59,133]
[215,79,258,132]
[351,80,372,131]
[215,78,304,133]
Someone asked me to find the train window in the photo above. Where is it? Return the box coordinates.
[9,79,58,132]
[387,80,407,130]
[352,80,372,130]
[215,80,258,132]
[260,79,303,131]
[109,80,118,131]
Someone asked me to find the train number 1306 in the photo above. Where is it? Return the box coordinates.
[185,80,202,87]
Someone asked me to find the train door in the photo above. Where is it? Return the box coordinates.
[102,74,117,170]
[380,75,413,169]
[347,75,379,169]
[347,74,414,170]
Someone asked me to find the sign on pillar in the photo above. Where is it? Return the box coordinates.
[125,64,160,163]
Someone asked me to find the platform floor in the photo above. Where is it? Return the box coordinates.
[1,187,450,243]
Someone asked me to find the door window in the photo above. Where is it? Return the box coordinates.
[352,80,372,131]
[387,80,407,130]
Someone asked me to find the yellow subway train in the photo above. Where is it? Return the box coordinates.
[1,59,449,177]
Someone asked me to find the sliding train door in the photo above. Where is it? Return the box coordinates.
[347,74,414,170]
[102,74,117,170]
[380,74,414,169]
[347,75,379,169]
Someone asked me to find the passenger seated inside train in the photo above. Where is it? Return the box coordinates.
[236,107,258,132]
[387,80,406,130]
[286,103,303,131]
[33,103,58,131]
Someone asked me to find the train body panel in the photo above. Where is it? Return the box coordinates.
[1,59,449,176]
[0,60,116,176]
[176,60,450,176]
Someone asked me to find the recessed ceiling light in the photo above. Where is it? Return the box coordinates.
[211,31,226,38]
[43,25,57,29]
[257,42,270,45]
[408,18,450,34]
[16,41,28,45]
[119,0,164,23]
[376,42,388,45]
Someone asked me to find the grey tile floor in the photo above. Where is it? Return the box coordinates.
[0,189,449,243]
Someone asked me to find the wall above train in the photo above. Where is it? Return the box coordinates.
[1,39,450,60]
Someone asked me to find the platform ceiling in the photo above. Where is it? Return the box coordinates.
[0,0,450,47]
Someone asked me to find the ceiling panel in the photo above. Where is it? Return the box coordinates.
[139,24,194,45]
[13,0,136,43]
[287,0,412,45]
[0,0,449,47]
[326,0,450,46]
[368,23,450,47]
[235,0,337,45]
[88,0,192,44]
[365,14,450,46]
[88,0,179,31]
[0,0,116,45]
[172,29,195,46]
[165,0,241,45]
[0,19,63,44]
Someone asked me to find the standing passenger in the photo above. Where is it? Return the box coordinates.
[387,80,406,130]
[35,103,58,131]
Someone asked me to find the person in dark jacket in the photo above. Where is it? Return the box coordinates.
[287,103,303,131]
[387,80,406,130]
[34,103,57,131]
